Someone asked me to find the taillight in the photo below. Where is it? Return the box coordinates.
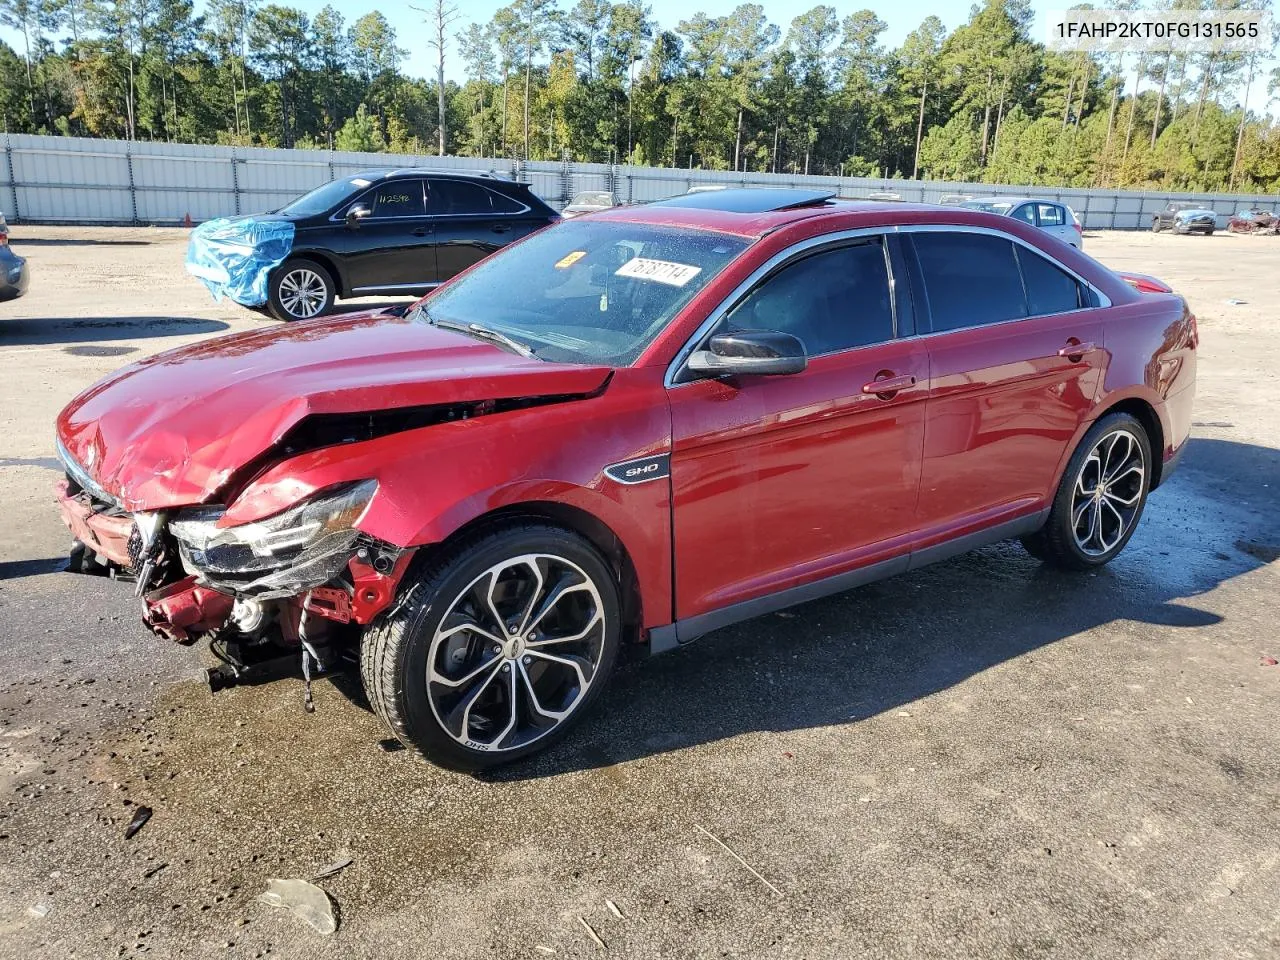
[1119,272,1173,294]
[1073,222,1082,235]
[0,233,7,246]
[1188,312,1199,348]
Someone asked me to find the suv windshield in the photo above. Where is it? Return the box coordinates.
[278,176,378,217]
[421,220,749,365]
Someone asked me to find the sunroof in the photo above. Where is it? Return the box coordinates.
[651,188,838,213]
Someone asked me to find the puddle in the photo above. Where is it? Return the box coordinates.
[62,345,138,358]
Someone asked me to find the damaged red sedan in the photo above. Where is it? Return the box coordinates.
[55,189,1197,770]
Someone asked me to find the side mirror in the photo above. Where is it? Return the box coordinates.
[687,330,807,378]
[345,203,372,226]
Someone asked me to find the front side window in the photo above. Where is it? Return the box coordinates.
[369,180,426,218]
[722,239,894,356]
[1011,203,1037,225]
[422,220,749,365]
[1037,204,1065,227]
[912,232,1027,332]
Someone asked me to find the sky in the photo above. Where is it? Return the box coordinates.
[2,0,1275,113]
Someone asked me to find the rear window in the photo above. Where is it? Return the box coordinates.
[912,232,1027,332]
[423,220,749,365]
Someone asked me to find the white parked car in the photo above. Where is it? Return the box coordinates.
[961,197,1084,249]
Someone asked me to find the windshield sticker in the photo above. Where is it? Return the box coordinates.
[615,257,703,287]
[555,250,587,269]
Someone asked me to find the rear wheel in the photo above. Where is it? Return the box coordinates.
[1151,219,1162,233]
[1021,412,1152,570]
[360,524,622,771]
[267,258,334,322]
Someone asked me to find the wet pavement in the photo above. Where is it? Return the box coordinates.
[0,228,1277,958]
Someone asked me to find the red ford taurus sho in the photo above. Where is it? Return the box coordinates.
[54,189,1197,770]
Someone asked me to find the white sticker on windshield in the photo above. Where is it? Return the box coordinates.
[350,178,372,188]
[615,257,702,287]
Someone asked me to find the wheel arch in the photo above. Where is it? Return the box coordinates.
[410,501,646,646]
[1093,395,1167,488]
[282,249,347,297]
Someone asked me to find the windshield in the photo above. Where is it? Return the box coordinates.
[961,200,1014,215]
[421,220,750,365]
[278,177,376,217]
[570,192,612,207]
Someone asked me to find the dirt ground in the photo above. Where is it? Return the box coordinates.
[0,225,1277,960]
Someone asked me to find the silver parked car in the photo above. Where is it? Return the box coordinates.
[960,197,1084,249]
[0,211,29,301]
[561,191,615,218]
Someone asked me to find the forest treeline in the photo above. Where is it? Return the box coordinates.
[2,0,1279,193]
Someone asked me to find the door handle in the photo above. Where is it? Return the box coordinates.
[861,373,916,397]
[411,226,428,237]
[1057,339,1095,360]
[491,224,512,234]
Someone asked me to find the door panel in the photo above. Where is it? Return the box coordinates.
[907,229,1107,545]
[428,178,543,280]
[433,216,540,279]
[339,179,437,291]
[669,340,928,619]
[916,313,1105,543]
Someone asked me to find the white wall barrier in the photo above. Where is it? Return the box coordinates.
[4,133,1277,231]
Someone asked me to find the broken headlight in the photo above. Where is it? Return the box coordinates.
[170,481,376,590]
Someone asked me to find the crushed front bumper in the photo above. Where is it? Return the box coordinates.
[55,475,415,653]
[54,478,133,568]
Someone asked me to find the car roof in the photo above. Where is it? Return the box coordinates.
[593,197,1038,239]
[964,197,1060,207]
[355,167,515,183]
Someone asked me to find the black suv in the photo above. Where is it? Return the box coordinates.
[253,170,559,321]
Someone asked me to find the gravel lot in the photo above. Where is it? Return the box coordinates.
[0,225,1277,960]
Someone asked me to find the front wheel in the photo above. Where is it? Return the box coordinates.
[360,524,622,771]
[267,258,334,322]
[1021,412,1152,570]
[1151,219,1162,233]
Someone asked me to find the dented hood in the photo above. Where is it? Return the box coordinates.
[57,310,612,510]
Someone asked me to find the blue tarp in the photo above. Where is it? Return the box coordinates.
[185,217,295,307]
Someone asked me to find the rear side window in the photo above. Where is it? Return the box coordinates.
[912,232,1027,332]
[369,180,425,217]
[1037,204,1064,227]
[724,239,894,355]
[430,179,499,215]
[1017,247,1084,315]
[487,189,527,214]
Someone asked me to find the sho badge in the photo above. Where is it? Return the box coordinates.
[604,453,671,485]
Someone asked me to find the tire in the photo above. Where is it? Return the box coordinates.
[1151,219,1162,233]
[360,523,622,771]
[267,258,335,322]
[1020,412,1152,571]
